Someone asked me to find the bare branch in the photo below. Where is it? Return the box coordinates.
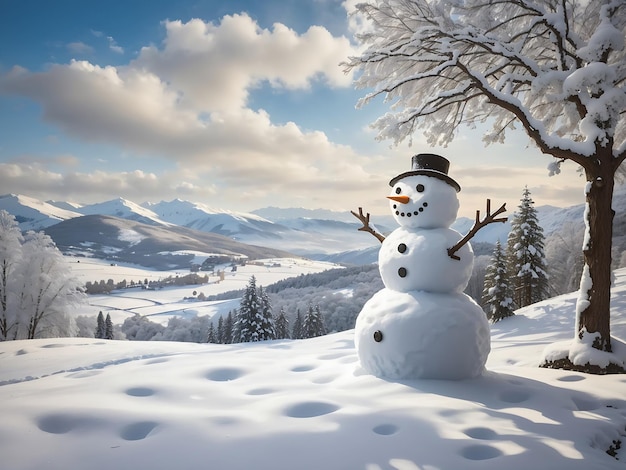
[448,199,507,260]
[351,207,386,243]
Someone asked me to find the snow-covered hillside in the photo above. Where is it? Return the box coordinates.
[71,257,342,325]
[1,269,626,469]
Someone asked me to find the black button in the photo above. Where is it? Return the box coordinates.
[398,267,407,277]
[373,330,383,342]
[398,243,407,253]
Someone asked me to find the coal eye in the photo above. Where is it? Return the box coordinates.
[416,184,425,193]
[395,187,402,194]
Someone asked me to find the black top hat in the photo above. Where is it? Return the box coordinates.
[389,153,461,192]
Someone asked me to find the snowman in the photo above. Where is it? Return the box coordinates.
[352,153,506,380]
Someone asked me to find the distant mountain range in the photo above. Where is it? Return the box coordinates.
[2,187,625,266]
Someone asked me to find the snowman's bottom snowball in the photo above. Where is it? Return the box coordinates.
[355,288,490,380]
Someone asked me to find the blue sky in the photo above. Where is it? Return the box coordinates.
[0,0,585,217]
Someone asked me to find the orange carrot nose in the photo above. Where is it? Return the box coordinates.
[387,195,410,204]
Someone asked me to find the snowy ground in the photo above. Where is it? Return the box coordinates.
[73,257,339,324]
[2,272,626,469]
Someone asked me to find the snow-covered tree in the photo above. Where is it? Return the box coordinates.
[223,311,234,344]
[507,188,549,308]
[0,210,23,340]
[544,222,585,295]
[257,286,276,341]
[216,316,224,344]
[122,313,164,341]
[95,311,106,339]
[237,276,270,342]
[207,322,216,343]
[302,304,326,339]
[292,309,303,340]
[15,231,82,339]
[345,0,626,373]
[104,313,114,340]
[482,240,515,322]
[275,307,290,339]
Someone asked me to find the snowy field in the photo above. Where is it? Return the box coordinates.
[1,270,626,469]
[71,257,340,325]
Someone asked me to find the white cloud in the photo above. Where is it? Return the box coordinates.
[66,41,94,55]
[0,12,587,216]
[0,15,373,211]
[134,14,355,112]
[107,36,124,54]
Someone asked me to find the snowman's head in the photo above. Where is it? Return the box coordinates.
[388,175,459,228]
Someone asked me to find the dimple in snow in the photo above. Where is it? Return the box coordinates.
[351,154,507,380]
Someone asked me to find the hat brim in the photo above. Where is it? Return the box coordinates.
[389,170,461,192]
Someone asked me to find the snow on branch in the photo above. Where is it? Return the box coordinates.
[345,0,626,163]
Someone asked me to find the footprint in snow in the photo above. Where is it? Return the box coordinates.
[557,374,586,382]
[37,413,104,434]
[125,386,156,397]
[463,427,498,440]
[498,389,531,404]
[284,401,339,418]
[290,364,316,372]
[205,367,246,381]
[460,444,503,460]
[373,424,399,436]
[119,421,159,441]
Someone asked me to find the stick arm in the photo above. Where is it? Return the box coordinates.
[448,199,507,260]
[351,207,386,243]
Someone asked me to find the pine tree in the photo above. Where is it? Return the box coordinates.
[302,304,326,339]
[506,187,550,308]
[482,240,514,322]
[292,309,303,340]
[207,322,216,343]
[216,316,224,344]
[95,311,105,339]
[224,311,234,344]
[104,313,114,339]
[275,307,290,339]
[237,276,264,342]
[257,286,276,341]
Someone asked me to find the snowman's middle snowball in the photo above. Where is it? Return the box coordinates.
[379,227,474,293]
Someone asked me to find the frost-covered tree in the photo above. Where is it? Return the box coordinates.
[95,311,106,339]
[544,222,585,295]
[292,309,303,340]
[302,304,326,339]
[345,0,626,373]
[482,240,515,322]
[507,188,549,308]
[105,313,114,340]
[0,210,23,340]
[122,313,164,341]
[15,231,82,339]
[74,315,97,338]
[275,307,290,339]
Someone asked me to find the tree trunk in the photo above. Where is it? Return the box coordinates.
[578,152,614,352]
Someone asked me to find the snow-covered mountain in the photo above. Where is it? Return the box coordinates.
[4,186,625,260]
[78,198,170,226]
[0,194,83,231]
[144,199,281,237]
